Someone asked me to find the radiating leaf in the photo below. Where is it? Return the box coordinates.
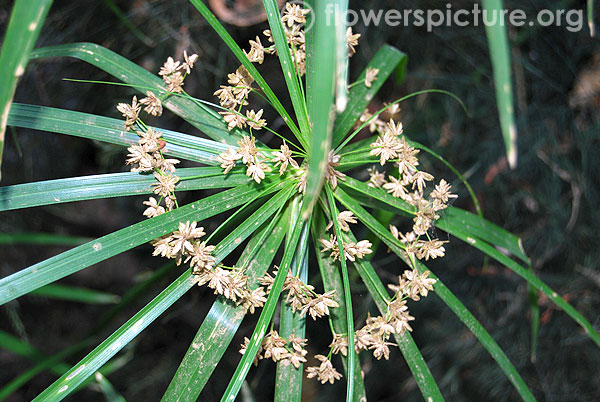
[482,0,518,168]
[274,199,309,402]
[339,176,528,264]
[312,212,366,401]
[220,202,304,401]
[332,45,407,147]
[0,180,287,305]
[32,185,295,402]
[262,0,311,147]
[325,185,357,402]
[7,104,230,165]
[0,166,250,211]
[301,0,342,219]
[29,43,244,145]
[0,0,52,180]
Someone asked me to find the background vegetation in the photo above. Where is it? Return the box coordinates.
[0,0,599,400]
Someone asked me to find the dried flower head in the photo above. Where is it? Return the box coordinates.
[306,355,343,384]
[364,67,380,88]
[139,91,163,116]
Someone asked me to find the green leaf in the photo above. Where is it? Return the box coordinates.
[274,199,309,402]
[0,0,52,180]
[0,335,88,401]
[0,180,286,305]
[29,284,120,305]
[333,186,540,402]
[32,185,295,402]
[94,372,126,402]
[332,45,407,147]
[325,185,357,402]
[7,103,230,165]
[162,207,290,402]
[187,0,303,144]
[0,166,250,211]
[29,43,244,145]
[338,176,528,264]
[220,201,304,402]
[0,232,89,245]
[102,0,154,47]
[262,0,311,147]
[312,212,366,401]
[482,0,518,168]
[301,0,342,219]
[435,219,600,349]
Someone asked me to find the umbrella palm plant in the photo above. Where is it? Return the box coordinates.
[0,1,599,401]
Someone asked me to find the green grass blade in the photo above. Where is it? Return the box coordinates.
[162,207,290,402]
[332,45,407,147]
[0,232,89,245]
[7,103,230,165]
[325,185,357,402]
[312,213,366,400]
[262,0,311,147]
[29,284,120,305]
[274,200,309,402]
[32,185,295,402]
[0,336,88,401]
[32,270,193,402]
[0,181,285,305]
[301,0,341,219]
[187,0,302,143]
[482,0,518,168]
[94,372,126,402]
[589,0,596,36]
[333,187,540,401]
[0,0,52,180]
[220,203,304,402]
[0,167,250,211]
[29,43,244,145]
[102,0,154,47]
[92,262,175,334]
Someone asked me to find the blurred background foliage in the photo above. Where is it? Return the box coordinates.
[0,0,599,400]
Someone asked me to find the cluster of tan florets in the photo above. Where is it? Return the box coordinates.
[319,210,372,262]
[118,51,201,216]
[216,4,361,192]
[364,113,457,262]
[115,1,455,388]
[238,266,342,380]
[117,52,269,312]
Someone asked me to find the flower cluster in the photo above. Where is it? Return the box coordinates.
[117,53,269,313]
[216,137,301,183]
[319,211,372,262]
[119,52,200,217]
[364,115,457,261]
[215,4,360,195]
[261,268,339,320]
[158,51,198,94]
[327,269,436,363]
[240,330,309,369]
